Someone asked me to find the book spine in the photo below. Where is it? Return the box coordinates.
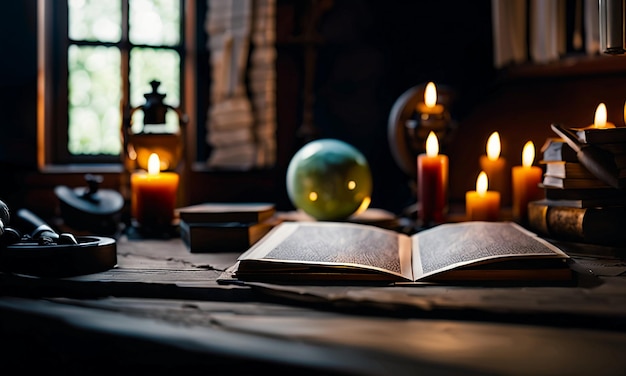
[527,201,626,246]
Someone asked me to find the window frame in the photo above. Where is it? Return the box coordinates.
[37,0,205,172]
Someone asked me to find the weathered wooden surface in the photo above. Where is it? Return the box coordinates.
[1,235,625,375]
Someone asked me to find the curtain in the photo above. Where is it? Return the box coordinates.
[205,0,277,169]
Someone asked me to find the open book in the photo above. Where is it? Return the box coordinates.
[229,221,573,284]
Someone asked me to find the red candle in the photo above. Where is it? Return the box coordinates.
[131,153,179,228]
[512,141,543,222]
[466,171,500,221]
[417,131,448,224]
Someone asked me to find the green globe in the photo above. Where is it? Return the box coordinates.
[286,139,372,221]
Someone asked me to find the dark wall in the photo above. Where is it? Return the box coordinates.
[0,0,38,208]
[1,0,496,217]
[288,0,495,213]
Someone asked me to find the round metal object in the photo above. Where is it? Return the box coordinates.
[0,236,117,277]
[55,175,124,237]
[387,84,457,178]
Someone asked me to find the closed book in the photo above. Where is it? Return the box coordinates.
[180,220,275,253]
[531,197,626,209]
[542,175,612,189]
[176,202,275,224]
[542,161,596,179]
[527,200,626,246]
[541,138,578,162]
[571,126,626,144]
[542,185,626,200]
[540,137,626,168]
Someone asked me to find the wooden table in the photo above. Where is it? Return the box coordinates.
[1,232,625,375]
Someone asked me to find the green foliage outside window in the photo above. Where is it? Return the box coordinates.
[67,0,181,156]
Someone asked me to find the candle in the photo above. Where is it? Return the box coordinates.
[466,171,500,221]
[131,153,179,229]
[512,141,543,223]
[588,103,615,129]
[416,82,444,116]
[417,131,448,225]
[479,131,509,206]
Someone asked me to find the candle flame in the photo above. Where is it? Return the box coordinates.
[476,171,488,194]
[424,82,437,108]
[522,141,535,168]
[148,153,161,175]
[426,131,439,157]
[486,131,501,161]
[594,103,607,128]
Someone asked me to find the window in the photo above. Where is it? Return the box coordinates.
[38,0,206,168]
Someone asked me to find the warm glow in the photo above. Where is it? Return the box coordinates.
[623,100,626,125]
[308,192,318,201]
[426,131,439,157]
[347,180,356,190]
[486,132,501,161]
[522,141,535,168]
[476,171,488,194]
[594,103,607,128]
[147,153,160,175]
[424,82,437,108]
[353,196,372,216]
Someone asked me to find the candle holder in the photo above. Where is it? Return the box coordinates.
[388,83,457,218]
[122,80,188,173]
[121,80,188,237]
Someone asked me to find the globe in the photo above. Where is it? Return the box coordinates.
[286,139,372,221]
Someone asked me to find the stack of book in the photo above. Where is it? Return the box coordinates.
[528,127,626,246]
[176,202,277,253]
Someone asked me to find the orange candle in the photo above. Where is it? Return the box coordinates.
[512,141,543,223]
[417,131,449,225]
[466,171,500,221]
[479,131,508,206]
[131,153,179,229]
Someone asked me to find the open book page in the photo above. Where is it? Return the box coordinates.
[238,222,414,281]
[412,221,569,280]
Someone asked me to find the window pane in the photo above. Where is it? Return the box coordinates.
[68,45,122,155]
[69,0,121,42]
[129,0,180,46]
[130,48,180,133]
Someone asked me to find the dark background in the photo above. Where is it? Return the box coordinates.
[3,1,625,219]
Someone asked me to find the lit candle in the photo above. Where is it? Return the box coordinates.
[466,171,500,221]
[416,82,444,116]
[512,141,543,223]
[417,131,449,225]
[588,103,615,129]
[479,131,508,206]
[131,153,179,229]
